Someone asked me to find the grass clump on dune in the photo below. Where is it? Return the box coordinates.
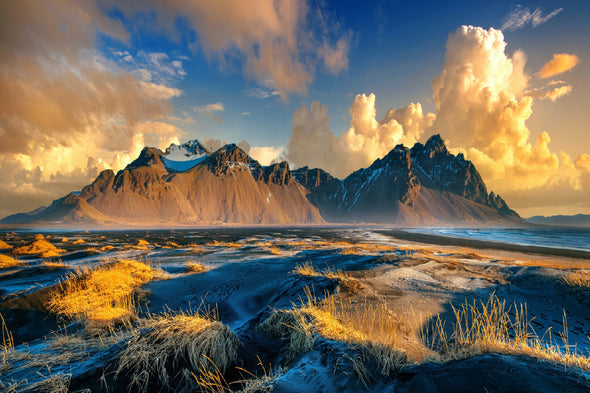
[425,294,590,370]
[12,234,65,256]
[261,287,406,375]
[292,262,360,294]
[562,270,590,288]
[117,310,240,393]
[46,259,161,332]
[0,254,21,269]
[186,261,206,273]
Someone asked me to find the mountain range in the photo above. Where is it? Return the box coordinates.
[1,134,522,226]
[526,214,590,227]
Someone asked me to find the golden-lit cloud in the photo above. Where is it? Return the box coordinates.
[529,85,572,102]
[286,95,433,178]
[250,146,284,166]
[536,53,580,79]
[285,25,589,215]
[0,1,184,218]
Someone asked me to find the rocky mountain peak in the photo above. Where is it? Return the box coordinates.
[203,144,262,177]
[263,161,293,185]
[164,139,211,159]
[292,166,338,192]
[126,147,165,170]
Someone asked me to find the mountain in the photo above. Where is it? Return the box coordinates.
[292,135,522,225]
[2,142,324,226]
[526,214,590,227]
[2,134,522,227]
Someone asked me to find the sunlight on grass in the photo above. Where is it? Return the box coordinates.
[186,261,206,273]
[46,259,162,332]
[562,271,590,288]
[292,262,360,294]
[261,287,406,374]
[0,254,21,269]
[117,310,240,393]
[424,294,590,370]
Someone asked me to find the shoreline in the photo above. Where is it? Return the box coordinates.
[378,229,590,259]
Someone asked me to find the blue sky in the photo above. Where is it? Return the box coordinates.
[96,0,588,156]
[0,0,588,217]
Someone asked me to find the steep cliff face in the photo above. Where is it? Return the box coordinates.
[292,135,522,225]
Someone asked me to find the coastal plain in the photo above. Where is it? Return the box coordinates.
[1,227,589,392]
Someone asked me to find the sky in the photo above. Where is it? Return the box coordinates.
[0,0,588,218]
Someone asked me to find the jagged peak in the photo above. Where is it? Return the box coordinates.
[126,147,165,169]
[424,134,447,154]
[165,139,211,159]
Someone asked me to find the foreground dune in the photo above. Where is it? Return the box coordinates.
[0,227,589,392]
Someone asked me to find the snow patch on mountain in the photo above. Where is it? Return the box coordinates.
[162,140,210,172]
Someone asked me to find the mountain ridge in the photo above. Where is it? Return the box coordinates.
[1,134,523,227]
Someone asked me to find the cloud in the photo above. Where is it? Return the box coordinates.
[0,0,184,218]
[140,81,183,100]
[194,103,225,113]
[245,87,281,99]
[285,96,433,178]
[319,37,350,74]
[285,25,589,215]
[536,53,580,79]
[119,0,350,99]
[193,102,224,122]
[241,112,252,116]
[528,84,572,102]
[501,6,562,31]
[250,146,284,165]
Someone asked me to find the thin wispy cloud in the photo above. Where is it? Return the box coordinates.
[245,87,281,99]
[193,102,224,122]
[501,6,562,31]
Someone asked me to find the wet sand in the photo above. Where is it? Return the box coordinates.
[380,229,590,259]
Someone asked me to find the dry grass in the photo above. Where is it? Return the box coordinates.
[0,254,21,269]
[72,239,85,245]
[424,294,590,370]
[12,236,65,256]
[1,313,14,373]
[186,261,206,273]
[41,260,68,269]
[292,262,360,294]
[261,288,406,374]
[101,245,116,252]
[0,240,13,250]
[117,310,240,393]
[28,370,71,393]
[46,259,161,332]
[194,356,283,393]
[562,271,590,288]
[207,240,242,248]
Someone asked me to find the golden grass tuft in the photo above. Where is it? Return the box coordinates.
[261,288,406,373]
[562,271,590,288]
[117,310,240,393]
[186,261,206,273]
[0,254,21,269]
[0,240,13,250]
[46,259,161,332]
[41,260,68,269]
[71,239,85,245]
[12,237,65,256]
[292,262,360,294]
[101,245,116,252]
[424,294,590,370]
[1,313,14,372]
[207,240,242,249]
